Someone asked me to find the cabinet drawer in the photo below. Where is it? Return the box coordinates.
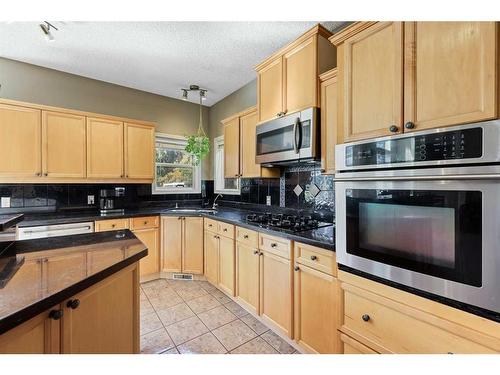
[343,287,495,354]
[295,242,337,276]
[95,218,129,232]
[259,233,291,259]
[236,226,258,247]
[340,333,378,354]
[204,218,218,232]
[218,221,235,239]
[130,216,159,230]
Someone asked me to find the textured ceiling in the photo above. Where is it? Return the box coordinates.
[0,22,347,106]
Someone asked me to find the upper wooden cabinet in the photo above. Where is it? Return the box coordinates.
[86,117,124,179]
[222,107,279,179]
[331,21,499,143]
[404,22,497,130]
[255,25,336,123]
[124,122,154,179]
[0,103,41,178]
[319,68,339,174]
[42,111,86,178]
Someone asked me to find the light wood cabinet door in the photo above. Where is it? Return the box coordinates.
[182,217,204,274]
[340,333,378,354]
[284,36,317,114]
[134,227,160,277]
[320,70,338,174]
[42,111,86,178]
[343,22,404,141]
[162,217,183,273]
[294,264,341,353]
[0,104,41,178]
[45,253,87,294]
[124,122,154,180]
[204,231,219,285]
[0,307,60,354]
[260,250,293,338]
[404,22,497,131]
[235,242,260,315]
[223,117,240,178]
[218,235,235,296]
[86,117,124,178]
[258,57,284,123]
[61,265,139,353]
[240,110,260,178]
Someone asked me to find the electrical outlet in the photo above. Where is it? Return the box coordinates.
[87,195,95,205]
[266,195,271,206]
[1,197,11,208]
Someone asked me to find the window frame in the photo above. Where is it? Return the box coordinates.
[214,135,240,195]
[152,133,201,195]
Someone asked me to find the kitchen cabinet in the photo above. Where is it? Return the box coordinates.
[339,270,500,354]
[218,235,235,296]
[131,216,160,278]
[222,107,279,179]
[42,111,86,178]
[340,333,378,354]
[293,242,341,354]
[319,69,338,174]
[94,218,130,232]
[330,21,499,143]
[0,263,140,354]
[86,117,124,179]
[235,226,260,315]
[404,22,497,131]
[0,103,41,178]
[124,122,154,179]
[162,216,204,274]
[255,24,336,123]
[204,229,219,285]
[259,233,293,338]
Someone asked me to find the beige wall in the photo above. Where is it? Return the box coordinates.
[0,57,211,179]
[206,79,257,179]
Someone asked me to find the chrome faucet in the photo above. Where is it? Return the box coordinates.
[212,194,223,209]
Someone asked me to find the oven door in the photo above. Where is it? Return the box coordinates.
[335,178,500,314]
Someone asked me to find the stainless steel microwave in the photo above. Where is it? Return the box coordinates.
[335,120,500,314]
[255,107,318,166]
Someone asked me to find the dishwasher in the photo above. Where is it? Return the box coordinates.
[17,222,95,240]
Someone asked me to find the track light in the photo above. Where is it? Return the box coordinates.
[180,85,208,102]
[200,90,207,101]
[181,89,188,100]
[39,21,58,42]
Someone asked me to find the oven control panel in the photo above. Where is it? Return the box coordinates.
[345,127,483,167]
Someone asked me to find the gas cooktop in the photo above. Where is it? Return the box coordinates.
[245,213,332,233]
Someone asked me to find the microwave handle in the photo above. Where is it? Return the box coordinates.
[293,117,302,154]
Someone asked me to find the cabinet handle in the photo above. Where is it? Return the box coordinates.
[178,217,182,220]
[126,175,129,178]
[389,125,399,133]
[244,235,249,239]
[67,299,80,309]
[49,309,63,320]
[253,250,259,255]
[362,314,370,322]
[448,352,454,355]
[405,121,415,130]
[270,243,277,248]
[310,255,318,261]
[294,266,300,272]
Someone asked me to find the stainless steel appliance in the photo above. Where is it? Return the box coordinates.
[245,212,332,233]
[335,120,500,314]
[255,107,319,165]
[99,187,125,215]
[17,221,95,240]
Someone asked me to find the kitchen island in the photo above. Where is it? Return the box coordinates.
[0,230,147,353]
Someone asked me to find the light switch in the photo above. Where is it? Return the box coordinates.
[1,197,11,208]
[87,195,95,205]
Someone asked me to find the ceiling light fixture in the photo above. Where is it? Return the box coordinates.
[180,85,208,102]
[39,21,58,42]
[181,89,188,100]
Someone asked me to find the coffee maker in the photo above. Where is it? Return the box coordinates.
[99,187,125,215]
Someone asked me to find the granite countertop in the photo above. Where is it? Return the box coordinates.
[0,214,24,231]
[0,230,147,335]
[19,207,335,251]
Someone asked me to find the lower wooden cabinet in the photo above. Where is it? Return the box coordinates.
[340,333,378,354]
[0,263,140,354]
[134,227,160,278]
[204,222,235,296]
[204,230,219,285]
[235,241,260,315]
[218,235,235,296]
[162,216,204,274]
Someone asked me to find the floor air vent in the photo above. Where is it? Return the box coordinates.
[172,273,194,281]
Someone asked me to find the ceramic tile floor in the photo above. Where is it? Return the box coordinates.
[140,278,299,354]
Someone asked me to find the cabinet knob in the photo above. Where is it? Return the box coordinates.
[253,250,259,255]
[223,228,227,232]
[49,309,63,320]
[35,172,41,176]
[244,235,249,239]
[111,224,116,228]
[126,175,129,178]
[294,266,300,272]
[144,221,148,225]
[259,252,263,256]
[389,125,399,133]
[362,314,370,322]
[270,243,277,248]
[120,175,124,178]
[67,299,80,309]
[405,121,415,130]
[43,172,48,176]
[310,255,318,261]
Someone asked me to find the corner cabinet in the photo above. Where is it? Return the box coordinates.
[255,24,337,123]
[330,21,499,143]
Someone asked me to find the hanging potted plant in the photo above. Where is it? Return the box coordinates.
[184,87,209,166]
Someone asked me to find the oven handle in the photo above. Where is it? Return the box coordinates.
[334,174,500,181]
[293,117,301,154]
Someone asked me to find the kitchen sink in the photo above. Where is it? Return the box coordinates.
[166,208,218,214]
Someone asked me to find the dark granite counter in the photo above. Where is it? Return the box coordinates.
[19,207,335,251]
[0,230,147,335]
[0,214,24,231]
